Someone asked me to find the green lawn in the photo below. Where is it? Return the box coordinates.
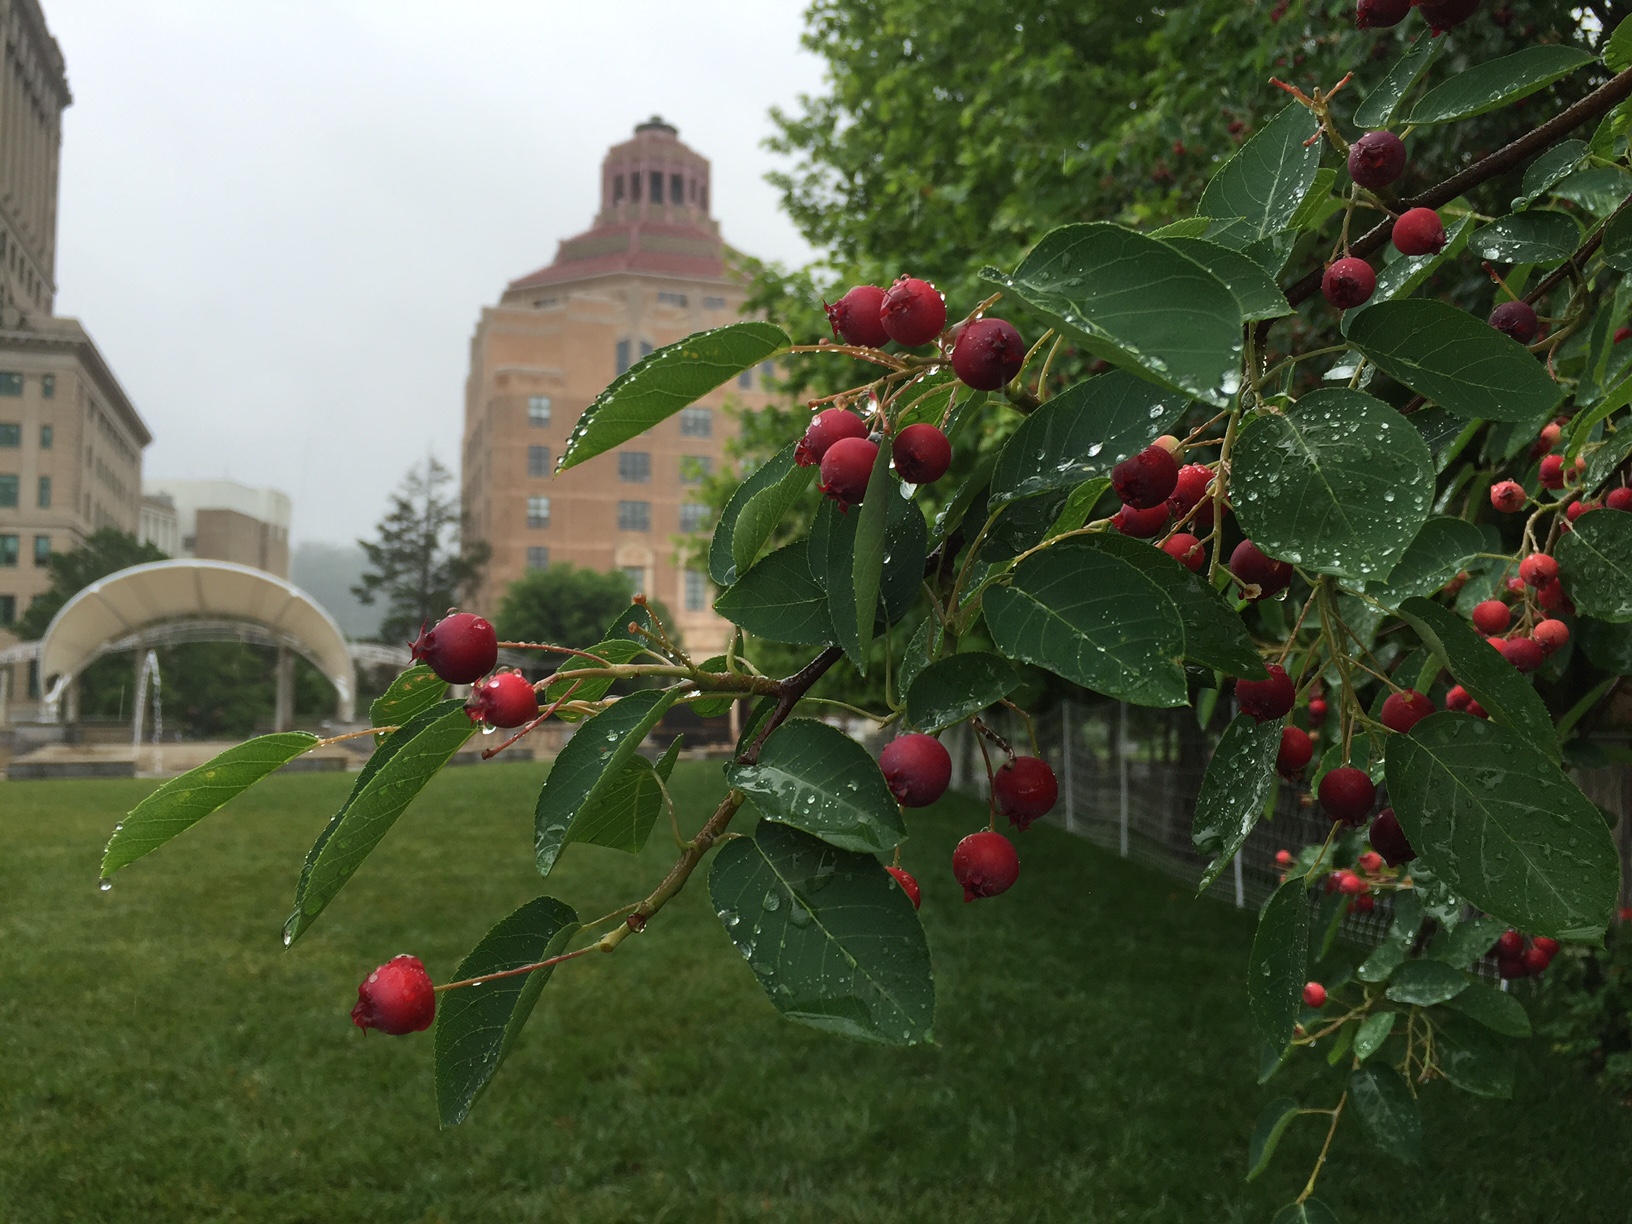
[2,761,1630,1223]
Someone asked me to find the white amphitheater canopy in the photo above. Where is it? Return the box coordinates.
[36,560,358,721]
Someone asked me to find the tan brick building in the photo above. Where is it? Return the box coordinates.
[461,118,774,656]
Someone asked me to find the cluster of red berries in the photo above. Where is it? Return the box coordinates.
[411,611,541,730]
[1355,0,1480,36]
[1107,437,1219,572]
[1493,928,1561,979]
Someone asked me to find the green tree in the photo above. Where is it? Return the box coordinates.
[17,528,166,639]
[354,458,490,643]
[494,564,641,653]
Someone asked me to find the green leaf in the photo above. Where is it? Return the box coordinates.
[983,541,1187,707]
[369,664,447,729]
[1358,890,1423,983]
[1579,617,1632,673]
[1384,958,1470,1006]
[983,222,1242,407]
[1193,714,1282,891]
[434,896,579,1127]
[1354,31,1443,128]
[1046,477,1114,537]
[808,489,925,671]
[714,542,835,645]
[286,703,474,943]
[534,688,677,876]
[1554,165,1632,215]
[1349,1065,1421,1164]
[1342,216,1475,330]
[1443,976,1531,1038]
[1246,1098,1302,1181]
[990,370,1188,507]
[1557,510,1632,622]
[541,638,642,715]
[1250,878,1312,1048]
[1395,597,1558,759]
[1436,1015,1515,1098]
[1162,237,1291,320]
[1606,207,1632,273]
[1271,1199,1339,1224]
[1430,915,1508,970]
[1576,426,1632,493]
[1233,390,1433,584]
[709,820,933,1045]
[726,719,905,854]
[1607,15,1632,72]
[848,442,896,666]
[1470,211,1581,265]
[1288,167,1342,235]
[102,731,319,877]
[932,452,998,543]
[1354,1011,1396,1062]
[904,653,1020,734]
[1368,517,1485,606]
[1385,713,1618,942]
[1348,300,1563,424]
[709,442,813,587]
[1409,46,1596,124]
[1198,103,1322,249]
[1513,140,1589,211]
[557,322,789,473]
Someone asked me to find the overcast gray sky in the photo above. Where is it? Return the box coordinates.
[46,1,827,547]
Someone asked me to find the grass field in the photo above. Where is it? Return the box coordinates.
[2,760,1630,1223]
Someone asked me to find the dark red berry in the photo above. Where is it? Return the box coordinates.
[1530,422,1562,459]
[993,756,1058,831]
[409,612,497,686]
[1489,301,1538,344]
[1348,131,1407,190]
[1495,929,1525,959]
[1519,552,1558,587]
[1356,0,1411,27]
[1419,0,1479,35]
[1498,955,1527,980]
[1277,725,1314,775]
[1236,663,1295,723]
[823,285,890,348]
[466,671,539,729]
[950,317,1025,390]
[1112,443,1180,509]
[1337,871,1367,896]
[1618,326,1632,345]
[880,733,953,808]
[1308,698,1329,726]
[1539,454,1565,489]
[1162,532,1205,572]
[1380,689,1434,734]
[1536,577,1573,615]
[795,408,868,468]
[886,865,922,910]
[1392,208,1446,257]
[351,954,436,1035]
[1112,502,1170,538]
[879,277,946,347]
[952,830,1020,902]
[1231,540,1293,600]
[1319,767,1376,827]
[1532,936,1560,960]
[1323,258,1377,310]
[1471,600,1511,635]
[1357,851,1384,874]
[1498,636,1544,673]
[1445,686,1470,711]
[1370,808,1416,866]
[1302,981,1328,1008]
[1609,487,1632,512]
[1490,480,1527,513]
[1532,618,1569,655]
[1521,945,1551,975]
[892,423,952,485]
[1168,463,1215,526]
[819,436,879,508]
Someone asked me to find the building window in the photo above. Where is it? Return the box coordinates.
[528,395,552,427]
[527,496,551,528]
[0,475,16,508]
[679,503,710,532]
[533,296,559,309]
[33,534,49,566]
[39,424,51,448]
[670,173,684,204]
[618,451,651,483]
[650,170,663,203]
[0,373,20,396]
[0,534,17,566]
[703,296,726,310]
[41,374,54,397]
[684,569,708,612]
[631,170,641,201]
[760,361,777,386]
[0,594,13,625]
[613,174,625,203]
[616,339,632,374]
[622,565,645,593]
[617,500,651,531]
[526,546,549,571]
[0,422,17,446]
[680,455,713,485]
[657,291,688,307]
[528,445,550,478]
[679,407,713,437]
[37,475,49,508]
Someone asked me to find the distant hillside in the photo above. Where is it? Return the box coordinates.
[290,542,385,641]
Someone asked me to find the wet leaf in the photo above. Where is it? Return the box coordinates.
[1384,958,1469,1006]
[1355,32,1442,128]
[1557,510,1632,622]
[1470,211,1581,265]
[726,719,905,855]
[1193,714,1283,891]
[1250,878,1312,1048]
[1246,1098,1302,1181]
[905,653,1020,733]
[1198,103,1322,249]
[1350,1065,1421,1163]
[714,542,836,645]
[1409,46,1596,124]
[1368,517,1485,606]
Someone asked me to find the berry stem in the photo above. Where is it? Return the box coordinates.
[316,726,397,748]
[433,943,599,993]
[1296,1091,1347,1205]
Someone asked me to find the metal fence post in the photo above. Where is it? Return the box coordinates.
[1118,701,1129,858]
[1061,700,1075,833]
[1233,853,1246,909]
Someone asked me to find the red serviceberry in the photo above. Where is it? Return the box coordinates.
[1532,618,1569,655]
[1609,487,1632,512]
[351,954,436,1036]
[1162,532,1206,573]
[1112,443,1180,509]
[1467,698,1490,719]
[993,756,1059,831]
[1490,480,1527,513]
[1308,697,1329,726]
[1489,300,1538,344]
[1231,539,1293,600]
[1532,936,1560,961]
[1536,578,1574,615]
[818,436,879,509]
[886,865,922,910]
[1319,766,1376,827]
[1519,552,1558,587]
[1618,326,1632,345]
[1322,258,1377,310]
[1302,981,1328,1008]
[409,612,497,686]
[1529,422,1562,459]
[1392,207,1446,256]
[1278,725,1314,776]
[1419,0,1479,35]
[1337,870,1367,895]
[879,733,953,808]
[1471,600,1511,635]
[1357,850,1384,874]
[952,830,1020,902]
[823,285,890,348]
[795,408,867,468]
[1539,454,1565,489]
[879,276,946,347]
[1275,849,1295,866]
[1521,945,1551,976]
[1168,463,1215,526]
[1381,689,1435,734]
[1495,929,1526,959]
[1504,576,1527,595]
[1370,808,1416,866]
[1237,664,1295,723]
[1498,636,1544,673]
[892,423,952,485]
[1112,502,1170,538]
[1352,894,1377,914]
[1445,685,1470,711]
[1356,0,1411,27]
[466,671,539,729]
[1498,956,1527,980]
[1348,131,1407,190]
[950,317,1025,390]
